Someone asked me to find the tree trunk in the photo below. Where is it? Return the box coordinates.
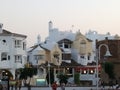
[28,78,31,90]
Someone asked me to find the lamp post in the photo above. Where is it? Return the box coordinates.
[96,44,112,90]
[48,63,51,88]
[2,70,9,90]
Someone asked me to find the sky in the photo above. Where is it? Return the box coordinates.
[0,0,120,48]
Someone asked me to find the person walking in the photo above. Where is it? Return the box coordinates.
[101,80,105,90]
[0,84,3,90]
[15,80,18,90]
[60,83,65,90]
[51,81,57,90]
[116,77,120,90]
[18,80,22,90]
[109,79,114,89]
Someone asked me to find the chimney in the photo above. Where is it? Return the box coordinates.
[0,23,3,33]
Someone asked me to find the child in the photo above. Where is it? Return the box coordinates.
[52,81,57,90]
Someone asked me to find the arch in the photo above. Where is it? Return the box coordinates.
[38,68,44,75]
[98,44,111,60]
[0,69,13,80]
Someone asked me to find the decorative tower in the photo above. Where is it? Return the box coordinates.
[48,21,53,30]
[37,34,41,44]
[48,21,53,37]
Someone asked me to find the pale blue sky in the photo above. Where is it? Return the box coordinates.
[0,0,120,47]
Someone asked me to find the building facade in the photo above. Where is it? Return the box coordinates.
[46,21,94,65]
[85,30,117,62]
[27,21,97,86]
[0,23,27,79]
[96,37,120,83]
[27,37,62,85]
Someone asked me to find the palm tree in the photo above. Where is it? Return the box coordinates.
[46,69,54,85]
[58,74,68,84]
[19,62,37,90]
[104,62,115,79]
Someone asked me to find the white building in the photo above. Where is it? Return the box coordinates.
[0,23,27,79]
[46,21,96,85]
[28,21,120,86]
[46,21,94,65]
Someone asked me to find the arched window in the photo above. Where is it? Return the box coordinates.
[38,68,44,75]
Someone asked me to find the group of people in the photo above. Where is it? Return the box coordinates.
[99,77,120,90]
[51,81,65,90]
[15,80,22,90]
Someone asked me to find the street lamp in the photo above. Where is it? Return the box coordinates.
[48,63,51,87]
[98,44,112,60]
[2,70,9,90]
[96,44,112,90]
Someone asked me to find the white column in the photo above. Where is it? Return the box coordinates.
[10,69,15,79]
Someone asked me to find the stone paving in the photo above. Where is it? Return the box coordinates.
[9,86,120,90]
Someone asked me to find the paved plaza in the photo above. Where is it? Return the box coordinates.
[11,87,93,90]
[9,86,120,90]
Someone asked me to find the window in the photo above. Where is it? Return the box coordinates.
[81,70,87,74]
[54,53,60,63]
[64,43,71,48]
[15,55,22,63]
[27,56,29,61]
[0,24,2,28]
[8,55,10,60]
[89,70,95,74]
[88,56,90,60]
[23,42,26,50]
[58,39,72,49]
[2,40,6,44]
[15,40,22,48]
[59,44,62,48]
[64,44,69,48]
[1,52,7,61]
[62,54,71,60]
[54,54,59,59]
[80,56,84,58]
[34,55,44,64]
[88,53,91,60]
[80,40,86,54]
[65,68,72,74]
[34,55,44,60]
